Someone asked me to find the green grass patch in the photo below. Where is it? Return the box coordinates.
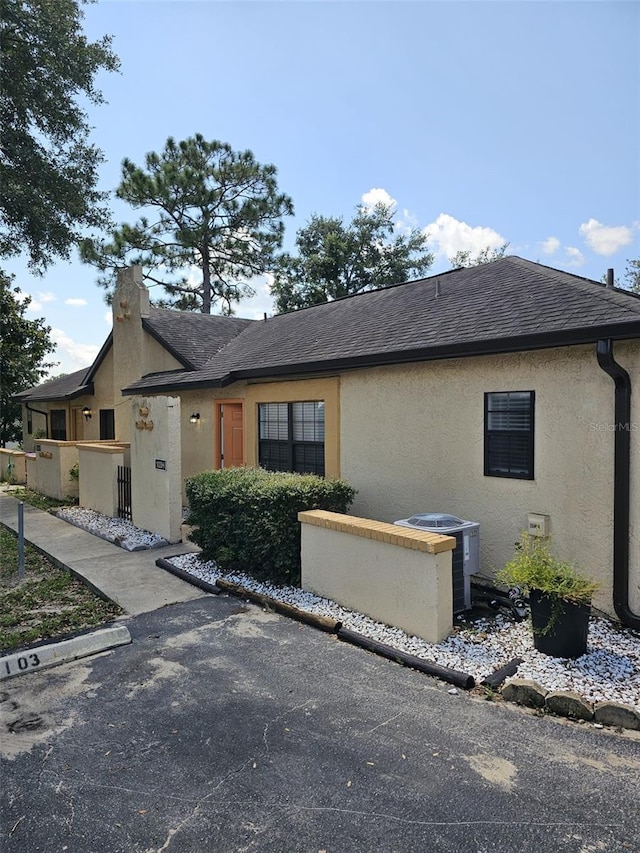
[0,526,121,652]
[7,487,77,512]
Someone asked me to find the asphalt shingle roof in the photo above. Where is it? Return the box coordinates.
[15,367,93,402]
[124,257,640,394]
[144,307,254,369]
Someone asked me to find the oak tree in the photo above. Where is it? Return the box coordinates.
[0,272,55,446]
[0,0,119,271]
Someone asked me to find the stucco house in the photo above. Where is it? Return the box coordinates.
[16,259,640,630]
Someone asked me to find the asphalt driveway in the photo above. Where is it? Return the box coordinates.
[2,594,640,852]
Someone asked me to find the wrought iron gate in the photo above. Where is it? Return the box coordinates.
[117,465,132,521]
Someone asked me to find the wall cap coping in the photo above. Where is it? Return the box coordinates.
[77,442,129,455]
[298,510,456,554]
[0,449,25,457]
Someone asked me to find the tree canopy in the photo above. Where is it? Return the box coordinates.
[0,0,119,272]
[624,258,640,293]
[81,135,294,314]
[270,203,434,314]
[448,244,509,268]
[0,272,56,446]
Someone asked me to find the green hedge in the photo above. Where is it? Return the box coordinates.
[185,467,356,586]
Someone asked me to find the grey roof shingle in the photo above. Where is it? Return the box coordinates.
[15,306,253,401]
[143,308,254,369]
[124,257,640,394]
[15,367,93,402]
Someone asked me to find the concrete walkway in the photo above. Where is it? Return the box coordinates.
[0,490,207,615]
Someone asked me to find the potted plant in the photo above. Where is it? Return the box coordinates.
[496,533,599,658]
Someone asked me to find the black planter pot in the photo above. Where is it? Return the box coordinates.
[529,588,591,658]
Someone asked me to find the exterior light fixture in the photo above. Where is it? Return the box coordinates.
[82,407,93,422]
[189,412,200,424]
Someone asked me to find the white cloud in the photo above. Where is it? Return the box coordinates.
[64,297,88,307]
[540,237,561,255]
[578,218,636,256]
[234,272,276,320]
[361,187,397,210]
[565,246,585,267]
[26,291,56,312]
[104,310,113,326]
[423,213,506,259]
[50,328,100,373]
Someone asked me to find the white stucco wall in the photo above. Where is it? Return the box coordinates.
[26,440,79,501]
[339,343,640,618]
[78,444,127,517]
[130,396,182,543]
[112,268,183,442]
[300,511,454,643]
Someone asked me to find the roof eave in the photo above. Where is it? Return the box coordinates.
[16,383,95,403]
[119,321,640,394]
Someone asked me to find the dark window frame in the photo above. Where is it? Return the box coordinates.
[484,391,535,480]
[258,401,325,477]
[50,409,67,441]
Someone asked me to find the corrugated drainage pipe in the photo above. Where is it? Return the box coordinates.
[596,338,640,631]
[337,627,475,689]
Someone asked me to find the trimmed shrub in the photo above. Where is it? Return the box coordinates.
[186,467,356,586]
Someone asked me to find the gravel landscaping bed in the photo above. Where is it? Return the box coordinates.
[56,507,169,551]
[53,506,640,712]
[169,552,640,709]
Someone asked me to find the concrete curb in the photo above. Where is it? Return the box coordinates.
[0,625,131,680]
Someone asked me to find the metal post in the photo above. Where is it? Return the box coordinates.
[18,501,25,581]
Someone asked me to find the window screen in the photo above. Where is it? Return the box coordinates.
[258,401,325,476]
[485,391,534,479]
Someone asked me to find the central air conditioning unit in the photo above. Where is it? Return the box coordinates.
[394,513,480,615]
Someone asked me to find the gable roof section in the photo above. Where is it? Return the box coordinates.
[15,307,254,401]
[123,256,640,394]
[15,367,94,402]
[143,308,254,370]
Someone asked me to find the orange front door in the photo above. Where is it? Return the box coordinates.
[219,403,244,468]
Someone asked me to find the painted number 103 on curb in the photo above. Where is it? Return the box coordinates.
[3,652,41,676]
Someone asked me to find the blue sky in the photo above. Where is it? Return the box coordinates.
[8,0,640,376]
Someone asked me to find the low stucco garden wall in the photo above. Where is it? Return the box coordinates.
[299,510,455,644]
[0,449,27,484]
[26,440,80,501]
[78,443,131,517]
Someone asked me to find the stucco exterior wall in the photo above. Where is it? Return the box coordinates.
[177,385,246,502]
[339,343,640,619]
[244,376,341,477]
[26,440,79,500]
[300,510,454,643]
[78,444,128,517]
[111,267,183,442]
[130,396,182,543]
[175,377,340,504]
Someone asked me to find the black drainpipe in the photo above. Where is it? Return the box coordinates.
[596,334,640,630]
[25,403,49,439]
